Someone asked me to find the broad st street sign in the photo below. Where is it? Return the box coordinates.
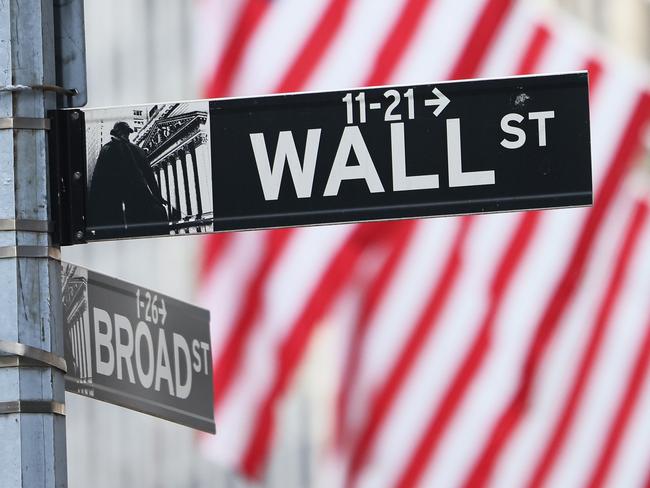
[61,263,215,433]
[50,72,591,245]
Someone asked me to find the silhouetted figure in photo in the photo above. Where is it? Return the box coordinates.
[88,121,171,237]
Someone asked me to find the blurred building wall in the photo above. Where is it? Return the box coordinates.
[557,0,650,60]
[553,0,650,172]
[60,1,650,487]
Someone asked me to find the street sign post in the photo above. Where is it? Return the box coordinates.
[50,71,591,245]
[61,263,215,433]
[53,0,87,108]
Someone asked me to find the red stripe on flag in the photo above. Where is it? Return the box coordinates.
[365,0,436,86]
[347,217,473,488]
[463,91,650,488]
[527,200,650,488]
[517,25,550,75]
[336,220,418,448]
[211,229,294,410]
[240,224,388,478]
[585,204,650,488]
[204,0,270,98]
[201,234,234,283]
[585,57,604,97]
[449,0,514,80]
[276,0,353,93]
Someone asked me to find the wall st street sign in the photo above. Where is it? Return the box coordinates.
[50,72,591,245]
[61,263,215,433]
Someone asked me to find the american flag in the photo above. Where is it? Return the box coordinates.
[196,0,650,486]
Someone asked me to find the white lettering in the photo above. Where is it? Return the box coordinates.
[250,129,321,200]
[324,126,384,196]
[135,321,155,388]
[173,333,192,399]
[154,329,175,396]
[192,340,202,373]
[528,110,555,146]
[500,113,526,149]
[93,307,114,377]
[200,342,210,375]
[114,314,135,383]
[391,122,439,191]
[447,118,495,187]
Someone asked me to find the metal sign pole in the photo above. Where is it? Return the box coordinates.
[0,1,67,486]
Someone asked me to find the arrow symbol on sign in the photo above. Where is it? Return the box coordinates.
[159,299,167,325]
[424,88,450,117]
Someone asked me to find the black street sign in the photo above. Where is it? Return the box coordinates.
[61,263,215,433]
[50,72,591,245]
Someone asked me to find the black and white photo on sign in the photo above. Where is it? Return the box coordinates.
[85,102,213,237]
[61,263,94,397]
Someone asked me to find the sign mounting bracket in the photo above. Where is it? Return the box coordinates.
[49,109,87,246]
